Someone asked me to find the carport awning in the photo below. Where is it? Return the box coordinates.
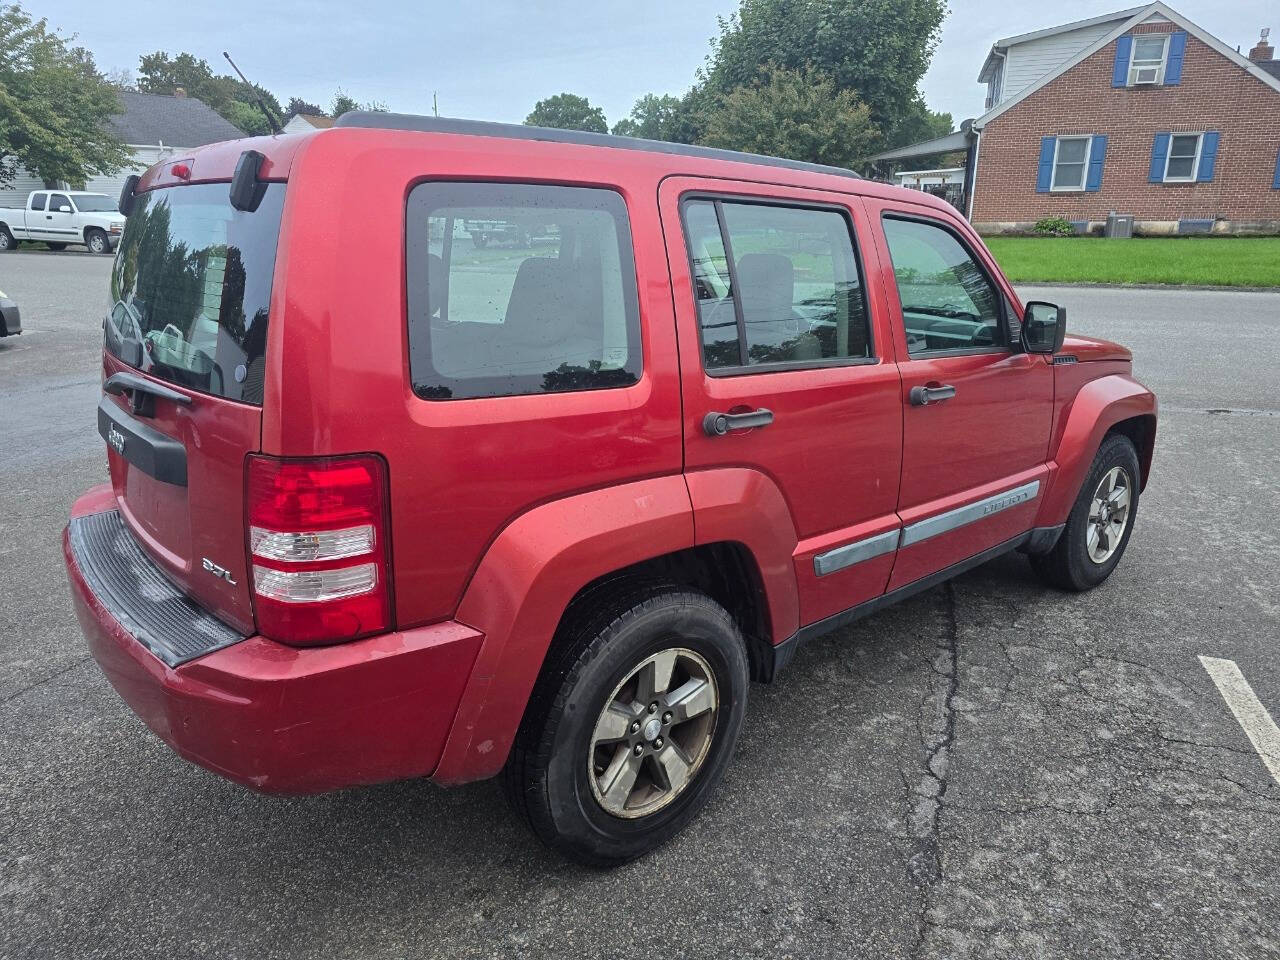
[868,130,971,164]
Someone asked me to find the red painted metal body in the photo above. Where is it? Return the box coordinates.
[65,125,1157,794]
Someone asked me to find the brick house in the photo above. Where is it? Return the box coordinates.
[874,3,1280,235]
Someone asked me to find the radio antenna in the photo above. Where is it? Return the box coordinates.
[222,51,283,134]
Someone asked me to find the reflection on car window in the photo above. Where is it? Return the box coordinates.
[683,199,871,371]
[107,183,285,404]
[30,194,46,211]
[406,182,642,400]
[881,217,1005,355]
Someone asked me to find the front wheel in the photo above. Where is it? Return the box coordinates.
[1032,433,1141,591]
[85,229,109,255]
[503,582,749,866]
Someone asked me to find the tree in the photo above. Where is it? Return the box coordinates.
[610,94,683,140]
[699,66,878,170]
[285,97,325,119]
[701,0,947,145]
[525,93,607,134]
[329,88,387,117]
[137,51,283,134]
[0,3,128,188]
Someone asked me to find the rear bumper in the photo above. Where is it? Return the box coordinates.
[65,486,483,794]
[0,298,19,336]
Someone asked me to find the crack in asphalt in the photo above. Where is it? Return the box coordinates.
[907,582,960,956]
[0,655,92,709]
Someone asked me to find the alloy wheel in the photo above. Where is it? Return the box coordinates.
[588,647,718,819]
[1086,465,1132,564]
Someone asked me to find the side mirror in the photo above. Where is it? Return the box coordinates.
[1022,301,1066,354]
[54,203,71,213]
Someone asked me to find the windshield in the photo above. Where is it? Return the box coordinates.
[107,182,285,404]
[73,195,118,212]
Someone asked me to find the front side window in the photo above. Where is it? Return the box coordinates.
[1051,137,1092,191]
[1129,35,1169,84]
[1164,133,1202,182]
[881,217,1006,356]
[49,193,71,212]
[681,198,871,372]
[406,182,641,400]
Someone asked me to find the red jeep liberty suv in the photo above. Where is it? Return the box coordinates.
[64,115,1156,866]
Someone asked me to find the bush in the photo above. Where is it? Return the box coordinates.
[1034,216,1074,237]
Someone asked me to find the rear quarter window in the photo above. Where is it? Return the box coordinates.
[405,182,642,400]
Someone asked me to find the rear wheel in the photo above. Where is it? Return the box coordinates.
[503,582,749,866]
[1032,433,1140,591]
[0,228,15,252]
[85,229,109,255]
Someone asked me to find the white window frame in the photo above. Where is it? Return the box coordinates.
[1050,136,1093,192]
[1163,132,1203,183]
[1128,34,1169,86]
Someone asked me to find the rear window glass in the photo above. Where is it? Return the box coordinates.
[107,182,285,404]
[406,182,641,400]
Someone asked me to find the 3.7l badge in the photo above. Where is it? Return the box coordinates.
[202,557,237,586]
[106,425,127,456]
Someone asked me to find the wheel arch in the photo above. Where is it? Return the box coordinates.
[1038,373,1157,526]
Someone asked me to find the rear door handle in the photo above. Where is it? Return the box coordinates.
[703,408,774,436]
[909,383,956,406]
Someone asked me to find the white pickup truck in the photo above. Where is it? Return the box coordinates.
[0,190,126,254]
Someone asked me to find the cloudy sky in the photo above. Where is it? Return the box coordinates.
[39,0,1277,129]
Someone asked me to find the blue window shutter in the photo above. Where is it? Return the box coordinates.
[1165,32,1187,84]
[1149,133,1171,182]
[1112,35,1133,87]
[1036,137,1055,192]
[1272,148,1280,189]
[1086,135,1108,192]
[1197,132,1219,182]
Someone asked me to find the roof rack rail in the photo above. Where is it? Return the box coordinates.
[332,112,861,181]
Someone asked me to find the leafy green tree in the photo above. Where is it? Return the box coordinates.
[525,93,607,134]
[285,97,325,119]
[610,94,683,139]
[330,89,359,117]
[699,66,878,169]
[137,51,283,134]
[701,0,947,144]
[0,3,128,188]
[890,101,953,148]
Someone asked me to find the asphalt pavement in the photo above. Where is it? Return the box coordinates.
[1,251,1277,959]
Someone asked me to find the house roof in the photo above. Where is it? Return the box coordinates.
[1260,60,1280,81]
[977,6,1146,82]
[108,91,244,148]
[868,130,971,164]
[974,2,1280,129]
[292,114,335,129]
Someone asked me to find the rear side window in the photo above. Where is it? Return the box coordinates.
[107,182,285,404]
[681,198,871,372]
[30,193,45,211]
[405,182,641,400]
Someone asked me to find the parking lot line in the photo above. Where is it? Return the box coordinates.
[1199,655,1280,786]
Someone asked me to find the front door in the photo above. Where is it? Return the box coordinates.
[863,200,1054,590]
[659,176,903,627]
[42,193,78,244]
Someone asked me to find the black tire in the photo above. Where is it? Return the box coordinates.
[85,229,109,255]
[502,581,749,867]
[0,228,15,252]
[45,242,67,251]
[1032,433,1141,591]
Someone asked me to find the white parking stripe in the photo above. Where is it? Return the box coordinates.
[1199,656,1280,786]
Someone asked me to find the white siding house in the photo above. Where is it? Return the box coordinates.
[1,91,243,207]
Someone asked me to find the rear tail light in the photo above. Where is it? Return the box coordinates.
[246,455,392,645]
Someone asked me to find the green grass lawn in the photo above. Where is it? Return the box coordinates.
[983,236,1280,288]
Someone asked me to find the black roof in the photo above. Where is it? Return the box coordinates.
[334,113,861,181]
[109,91,244,148]
[1259,59,1280,81]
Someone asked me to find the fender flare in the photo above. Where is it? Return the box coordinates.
[1037,373,1157,526]
[432,474,696,784]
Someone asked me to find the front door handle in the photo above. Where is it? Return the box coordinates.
[909,383,957,406]
[703,408,774,436]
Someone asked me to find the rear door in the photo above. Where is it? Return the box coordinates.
[20,192,47,239]
[659,176,903,627]
[863,199,1053,590]
[100,180,287,634]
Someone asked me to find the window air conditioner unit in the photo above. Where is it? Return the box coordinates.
[1132,68,1160,85]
